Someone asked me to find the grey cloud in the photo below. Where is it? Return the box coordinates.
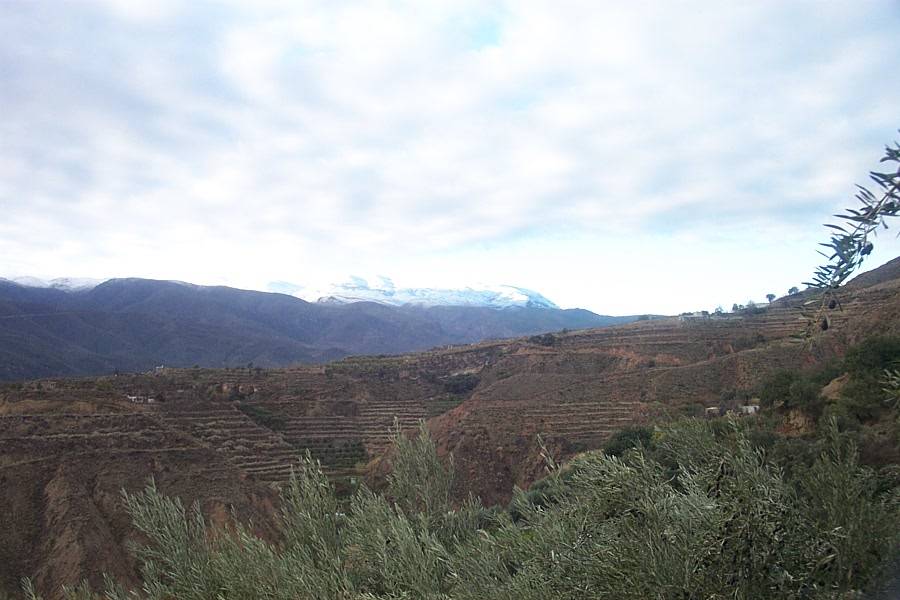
[1,0,898,289]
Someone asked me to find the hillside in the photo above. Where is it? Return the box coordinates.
[0,278,636,381]
[1,258,899,596]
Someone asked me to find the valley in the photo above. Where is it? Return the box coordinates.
[1,258,899,596]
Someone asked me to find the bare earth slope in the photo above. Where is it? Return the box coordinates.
[0,398,280,597]
[1,258,898,596]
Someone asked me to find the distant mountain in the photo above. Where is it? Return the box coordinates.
[0,277,637,380]
[275,276,560,308]
[7,276,102,291]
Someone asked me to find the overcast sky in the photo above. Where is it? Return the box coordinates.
[1,1,898,315]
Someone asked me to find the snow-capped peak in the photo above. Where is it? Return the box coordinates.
[273,277,559,309]
[9,276,103,291]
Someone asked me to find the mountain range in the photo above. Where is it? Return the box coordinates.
[0,277,639,380]
[3,258,898,596]
[269,276,560,308]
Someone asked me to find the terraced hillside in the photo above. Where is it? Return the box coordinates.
[0,404,280,597]
[423,267,900,503]
[1,258,898,596]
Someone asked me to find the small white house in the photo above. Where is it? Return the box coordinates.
[679,311,710,322]
[126,394,154,404]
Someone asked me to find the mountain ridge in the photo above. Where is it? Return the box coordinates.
[0,277,638,381]
[1,258,899,596]
[5,275,565,309]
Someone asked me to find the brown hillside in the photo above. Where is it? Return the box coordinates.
[1,258,898,596]
[426,274,899,504]
[846,255,900,290]
[0,402,280,597]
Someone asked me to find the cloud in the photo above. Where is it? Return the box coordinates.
[1,0,898,313]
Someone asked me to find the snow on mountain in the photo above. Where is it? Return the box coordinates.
[279,276,559,309]
[5,274,558,308]
[9,276,103,291]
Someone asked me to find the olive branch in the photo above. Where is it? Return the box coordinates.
[803,133,900,332]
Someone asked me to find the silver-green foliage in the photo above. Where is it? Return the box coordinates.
[450,419,898,600]
[23,419,900,599]
[883,368,900,409]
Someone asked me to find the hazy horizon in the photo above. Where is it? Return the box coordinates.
[2,1,899,315]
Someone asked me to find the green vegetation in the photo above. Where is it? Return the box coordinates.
[884,368,900,409]
[757,336,900,425]
[600,424,653,457]
[17,138,900,599]
[317,438,368,469]
[441,373,479,395]
[758,369,823,411]
[236,402,287,431]
[844,335,900,377]
[425,393,468,418]
[13,335,900,599]
[839,336,900,422]
[23,403,900,599]
[527,332,557,346]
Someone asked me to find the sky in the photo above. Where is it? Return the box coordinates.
[1,1,899,315]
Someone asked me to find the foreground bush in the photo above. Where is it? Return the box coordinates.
[23,420,900,599]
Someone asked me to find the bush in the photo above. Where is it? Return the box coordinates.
[838,376,889,421]
[830,336,900,422]
[528,333,557,346]
[21,419,900,600]
[808,359,844,388]
[236,403,287,431]
[844,336,900,378]
[602,425,654,457]
[758,369,823,413]
[442,373,479,395]
[759,369,798,408]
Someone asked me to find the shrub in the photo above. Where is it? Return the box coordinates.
[758,369,823,413]
[21,419,900,600]
[838,376,888,421]
[528,333,557,346]
[759,370,798,408]
[442,373,479,395]
[844,336,900,378]
[824,337,900,422]
[677,402,705,417]
[602,425,654,457]
[236,403,287,431]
